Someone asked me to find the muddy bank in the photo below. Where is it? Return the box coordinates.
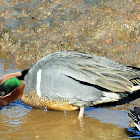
[0,0,139,68]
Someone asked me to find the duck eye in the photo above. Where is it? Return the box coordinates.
[0,90,7,97]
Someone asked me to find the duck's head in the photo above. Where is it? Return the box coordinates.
[0,70,29,106]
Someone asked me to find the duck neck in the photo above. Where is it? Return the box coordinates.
[17,69,29,80]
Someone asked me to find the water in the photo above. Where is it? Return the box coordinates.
[0,51,138,140]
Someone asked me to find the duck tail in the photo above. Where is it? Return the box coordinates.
[128,107,140,131]
[128,66,140,92]
[127,66,140,71]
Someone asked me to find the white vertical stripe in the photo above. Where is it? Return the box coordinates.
[36,69,42,97]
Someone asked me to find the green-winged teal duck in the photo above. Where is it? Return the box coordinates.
[0,51,140,118]
[128,107,140,131]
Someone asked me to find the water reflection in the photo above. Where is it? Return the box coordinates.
[0,100,32,131]
[0,107,129,140]
[85,107,130,128]
[126,127,140,139]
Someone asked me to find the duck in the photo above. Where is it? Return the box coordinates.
[128,107,140,131]
[0,51,140,118]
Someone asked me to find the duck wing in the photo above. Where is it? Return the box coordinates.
[45,52,140,93]
[58,62,133,93]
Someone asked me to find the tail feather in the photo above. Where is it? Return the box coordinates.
[129,77,140,92]
[130,78,140,86]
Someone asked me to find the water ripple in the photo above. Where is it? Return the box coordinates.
[0,100,32,131]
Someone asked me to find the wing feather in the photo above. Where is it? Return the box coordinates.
[44,52,138,93]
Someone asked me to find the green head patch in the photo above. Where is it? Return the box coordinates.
[0,77,22,97]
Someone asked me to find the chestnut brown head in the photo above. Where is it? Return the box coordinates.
[0,70,29,106]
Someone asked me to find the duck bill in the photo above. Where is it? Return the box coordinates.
[0,81,25,106]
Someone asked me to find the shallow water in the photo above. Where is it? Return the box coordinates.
[1,51,140,140]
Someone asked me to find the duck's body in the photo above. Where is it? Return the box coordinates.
[0,51,140,117]
[128,107,140,131]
